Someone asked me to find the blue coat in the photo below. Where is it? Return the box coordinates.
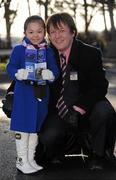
[7,42,59,133]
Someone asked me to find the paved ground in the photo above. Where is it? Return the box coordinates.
[0,60,116,180]
[0,72,17,180]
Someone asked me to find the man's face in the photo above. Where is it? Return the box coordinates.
[48,22,75,53]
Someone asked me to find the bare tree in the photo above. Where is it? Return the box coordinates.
[52,0,63,13]
[107,0,116,38]
[53,0,78,19]
[102,2,108,33]
[27,0,31,16]
[80,0,101,36]
[94,0,116,39]
[0,0,19,48]
[94,0,116,58]
[35,0,51,20]
[0,0,4,6]
[53,0,102,36]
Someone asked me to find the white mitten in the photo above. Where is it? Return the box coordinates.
[15,69,29,80]
[42,69,55,81]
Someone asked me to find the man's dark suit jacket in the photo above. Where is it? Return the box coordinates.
[49,39,108,114]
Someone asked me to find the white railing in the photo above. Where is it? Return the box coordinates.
[0,49,12,57]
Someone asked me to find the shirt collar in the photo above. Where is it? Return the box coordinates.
[59,46,71,64]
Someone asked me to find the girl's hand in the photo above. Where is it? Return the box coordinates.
[42,69,55,81]
[15,69,29,80]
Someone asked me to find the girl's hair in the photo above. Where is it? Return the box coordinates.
[46,12,77,37]
[24,15,45,32]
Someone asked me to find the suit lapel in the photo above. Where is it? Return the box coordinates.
[68,39,82,69]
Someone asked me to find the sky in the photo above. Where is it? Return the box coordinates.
[0,0,115,39]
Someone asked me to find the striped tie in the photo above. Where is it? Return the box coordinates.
[56,54,68,118]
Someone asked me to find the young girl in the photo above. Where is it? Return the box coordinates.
[7,15,59,174]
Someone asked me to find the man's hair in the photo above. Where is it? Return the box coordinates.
[24,15,45,32]
[46,12,77,37]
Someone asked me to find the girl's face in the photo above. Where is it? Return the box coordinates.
[25,22,45,45]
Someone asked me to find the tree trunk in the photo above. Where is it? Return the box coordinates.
[4,3,12,48]
[107,1,116,40]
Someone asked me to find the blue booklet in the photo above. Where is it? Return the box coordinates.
[25,47,47,85]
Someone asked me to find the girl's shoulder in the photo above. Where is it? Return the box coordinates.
[46,45,54,54]
[13,44,25,50]
[11,44,26,54]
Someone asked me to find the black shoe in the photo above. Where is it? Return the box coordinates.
[87,153,103,170]
[105,149,116,167]
[50,154,65,165]
[50,157,63,164]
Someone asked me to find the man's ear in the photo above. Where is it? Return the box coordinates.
[72,30,77,37]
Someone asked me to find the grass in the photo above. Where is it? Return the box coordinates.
[0,62,7,72]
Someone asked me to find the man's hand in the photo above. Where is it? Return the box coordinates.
[64,108,82,130]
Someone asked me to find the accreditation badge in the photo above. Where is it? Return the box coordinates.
[25,46,47,85]
[70,71,78,80]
